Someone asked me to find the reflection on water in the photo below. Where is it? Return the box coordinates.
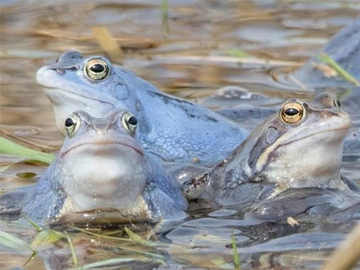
[1,0,360,269]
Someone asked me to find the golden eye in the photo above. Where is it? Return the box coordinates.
[122,112,138,135]
[280,101,305,124]
[64,113,81,137]
[84,58,109,81]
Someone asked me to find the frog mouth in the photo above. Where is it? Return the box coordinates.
[61,141,143,157]
[281,126,350,146]
[42,87,116,108]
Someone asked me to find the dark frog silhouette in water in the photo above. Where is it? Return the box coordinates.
[36,52,249,166]
[184,93,358,210]
[291,17,360,89]
[0,111,188,226]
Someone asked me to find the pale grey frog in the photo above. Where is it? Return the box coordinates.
[0,110,188,226]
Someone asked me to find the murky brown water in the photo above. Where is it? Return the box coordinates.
[1,1,360,269]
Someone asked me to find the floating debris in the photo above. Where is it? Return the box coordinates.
[92,26,123,61]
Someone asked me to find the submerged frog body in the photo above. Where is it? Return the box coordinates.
[184,93,354,207]
[0,111,188,225]
[36,53,249,166]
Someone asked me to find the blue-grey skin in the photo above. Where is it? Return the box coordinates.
[291,16,360,89]
[36,53,249,166]
[183,93,354,208]
[0,110,188,225]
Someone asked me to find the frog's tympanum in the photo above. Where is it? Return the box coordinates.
[36,53,249,166]
[184,93,355,207]
[0,111,188,225]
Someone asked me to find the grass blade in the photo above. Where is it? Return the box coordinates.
[69,226,138,242]
[65,231,78,267]
[318,53,360,86]
[225,49,251,58]
[0,136,54,164]
[231,231,241,270]
[70,226,167,247]
[24,216,42,231]
[31,229,65,250]
[23,250,38,267]
[0,230,32,253]
[125,227,145,243]
[161,0,169,36]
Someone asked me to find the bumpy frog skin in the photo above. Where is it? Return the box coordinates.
[0,111,188,225]
[184,93,353,206]
[36,52,249,166]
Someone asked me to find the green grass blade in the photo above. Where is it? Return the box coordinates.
[0,230,32,253]
[69,226,139,242]
[231,231,241,270]
[23,250,38,267]
[125,227,146,243]
[65,231,78,267]
[124,226,160,246]
[31,230,66,250]
[24,216,42,231]
[225,49,251,58]
[0,136,55,164]
[70,226,167,247]
[161,0,169,36]
[318,53,360,86]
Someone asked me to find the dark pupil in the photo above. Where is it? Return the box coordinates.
[65,118,75,127]
[90,64,105,73]
[284,108,299,116]
[128,116,138,126]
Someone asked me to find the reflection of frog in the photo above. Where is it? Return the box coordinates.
[184,93,355,207]
[0,111,187,225]
[36,52,249,166]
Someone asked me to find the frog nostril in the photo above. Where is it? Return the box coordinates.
[56,67,65,75]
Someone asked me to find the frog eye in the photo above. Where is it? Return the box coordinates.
[280,101,305,124]
[84,58,109,81]
[64,114,81,137]
[122,112,138,135]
